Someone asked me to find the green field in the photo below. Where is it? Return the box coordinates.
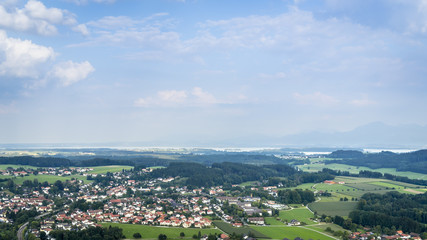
[314,183,357,192]
[0,164,35,170]
[369,181,406,189]
[88,165,133,174]
[213,221,268,238]
[297,163,427,180]
[265,217,285,225]
[279,208,316,225]
[0,174,92,184]
[308,202,358,217]
[307,223,345,233]
[252,226,336,240]
[102,223,221,239]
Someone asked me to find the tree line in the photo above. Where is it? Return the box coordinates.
[327,149,427,174]
[150,162,334,188]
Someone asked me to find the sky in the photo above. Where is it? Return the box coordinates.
[0,0,427,146]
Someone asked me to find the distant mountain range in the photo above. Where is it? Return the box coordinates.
[1,122,426,150]
[273,122,427,149]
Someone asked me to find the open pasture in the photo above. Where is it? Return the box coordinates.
[307,223,346,233]
[0,164,35,170]
[297,163,427,180]
[102,223,221,239]
[252,226,335,240]
[87,165,133,174]
[0,174,91,184]
[279,208,316,225]
[265,217,284,225]
[308,202,358,217]
[314,183,356,192]
[213,221,268,238]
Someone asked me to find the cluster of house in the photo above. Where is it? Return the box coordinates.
[49,195,214,231]
[350,230,422,240]
[0,167,93,177]
[0,194,54,223]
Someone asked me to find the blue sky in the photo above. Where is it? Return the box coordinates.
[1,0,427,145]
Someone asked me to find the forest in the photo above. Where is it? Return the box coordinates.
[327,150,427,174]
[150,162,334,187]
[348,191,427,233]
[49,226,124,240]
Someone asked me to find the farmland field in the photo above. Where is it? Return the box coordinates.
[279,208,316,225]
[308,202,358,217]
[297,163,427,180]
[213,221,268,238]
[252,226,336,240]
[314,183,357,192]
[0,174,91,184]
[307,223,346,233]
[265,217,285,225]
[0,164,35,170]
[87,165,133,174]
[102,223,221,239]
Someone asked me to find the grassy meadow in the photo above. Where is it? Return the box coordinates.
[252,226,336,240]
[102,223,221,240]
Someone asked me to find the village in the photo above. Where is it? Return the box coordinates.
[0,165,425,240]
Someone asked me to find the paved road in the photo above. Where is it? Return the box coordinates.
[17,222,28,240]
[17,212,51,240]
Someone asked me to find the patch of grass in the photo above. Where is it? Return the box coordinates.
[239,181,261,187]
[102,223,220,239]
[307,223,345,233]
[88,165,133,174]
[308,202,358,217]
[265,217,285,226]
[314,183,357,192]
[213,221,268,238]
[252,226,335,240]
[297,163,427,180]
[279,208,316,225]
[369,181,405,190]
[2,174,92,184]
[0,164,35,170]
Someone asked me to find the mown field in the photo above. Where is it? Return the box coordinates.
[279,208,316,225]
[87,165,134,174]
[0,174,91,184]
[297,162,427,180]
[308,202,358,217]
[251,226,336,240]
[102,223,221,239]
[0,164,34,170]
[213,221,268,238]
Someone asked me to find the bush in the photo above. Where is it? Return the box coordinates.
[133,232,142,239]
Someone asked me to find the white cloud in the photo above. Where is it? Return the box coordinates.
[135,87,239,107]
[0,0,76,35]
[72,23,90,36]
[192,87,218,104]
[157,90,187,103]
[350,97,377,107]
[67,0,116,5]
[293,92,339,106]
[0,30,55,77]
[50,61,95,86]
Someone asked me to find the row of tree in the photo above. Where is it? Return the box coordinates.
[150,162,334,188]
[327,149,427,174]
